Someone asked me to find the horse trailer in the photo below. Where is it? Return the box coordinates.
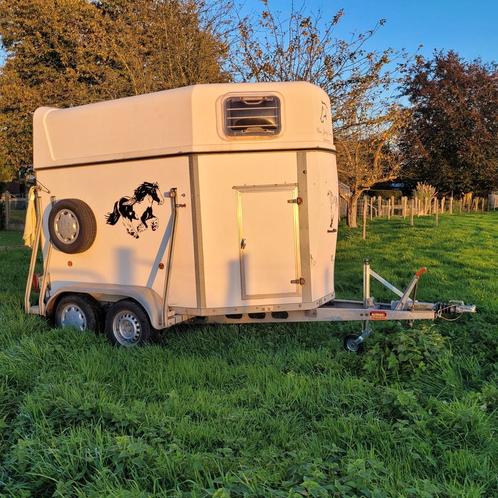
[25,82,475,350]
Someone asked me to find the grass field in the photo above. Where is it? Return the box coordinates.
[0,214,497,497]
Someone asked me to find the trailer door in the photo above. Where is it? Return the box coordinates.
[236,184,301,300]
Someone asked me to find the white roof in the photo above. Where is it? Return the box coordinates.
[33,82,334,169]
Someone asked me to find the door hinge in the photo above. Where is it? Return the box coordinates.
[291,277,306,285]
[287,197,303,205]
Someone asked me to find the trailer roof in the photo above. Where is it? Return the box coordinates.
[33,82,334,170]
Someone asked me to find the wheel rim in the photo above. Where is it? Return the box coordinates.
[54,209,80,244]
[60,304,87,331]
[112,311,142,347]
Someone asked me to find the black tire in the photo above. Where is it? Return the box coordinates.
[55,294,101,332]
[105,300,153,347]
[48,199,97,254]
[343,334,365,353]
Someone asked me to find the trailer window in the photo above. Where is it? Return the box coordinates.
[224,96,281,136]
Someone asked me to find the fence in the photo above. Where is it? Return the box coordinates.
[357,194,492,239]
[359,194,489,219]
[489,192,498,210]
[0,193,27,231]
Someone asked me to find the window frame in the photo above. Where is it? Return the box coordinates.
[223,95,282,138]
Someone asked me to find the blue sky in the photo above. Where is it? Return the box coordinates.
[1,1,496,65]
[259,0,497,62]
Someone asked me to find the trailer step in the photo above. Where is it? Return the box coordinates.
[28,305,40,315]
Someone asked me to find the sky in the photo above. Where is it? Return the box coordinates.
[0,1,496,65]
[261,0,497,63]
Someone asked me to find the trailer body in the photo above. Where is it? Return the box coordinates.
[30,82,338,329]
[26,82,475,348]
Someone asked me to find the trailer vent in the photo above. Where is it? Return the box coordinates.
[224,96,281,136]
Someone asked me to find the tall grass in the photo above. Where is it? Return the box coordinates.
[0,213,497,497]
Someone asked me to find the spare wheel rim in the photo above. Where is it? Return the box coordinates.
[54,209,80,244]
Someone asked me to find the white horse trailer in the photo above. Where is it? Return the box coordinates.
[25,82,475,350]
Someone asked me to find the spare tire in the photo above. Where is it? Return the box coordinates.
[48,199,97,254]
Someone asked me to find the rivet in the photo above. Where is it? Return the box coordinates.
[67,261,73,267]
[158,263,165,270]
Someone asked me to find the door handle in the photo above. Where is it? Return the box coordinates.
[240,238,247,249]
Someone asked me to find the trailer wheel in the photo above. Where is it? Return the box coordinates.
[105,300,153,347]
[48,199,97,254]
[55,294,101,332]
[343,334,364,353]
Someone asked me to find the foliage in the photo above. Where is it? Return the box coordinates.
[0,213,497,496]
[362,324,448,382]
[337,105,409,226]
[0,0,229,181]
[414,182,437,202]
[413,181,437,214]
[228,1,411,227]
[400,51,498,195]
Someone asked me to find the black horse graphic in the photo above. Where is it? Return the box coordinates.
[106,182,164,238]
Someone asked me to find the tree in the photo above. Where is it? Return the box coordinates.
[228,1,408,226]
[400,51,498,194]
[0,0,229,181]
[337,105,408,226]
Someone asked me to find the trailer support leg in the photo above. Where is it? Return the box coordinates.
[344,321,372,353]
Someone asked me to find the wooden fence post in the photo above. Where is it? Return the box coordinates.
[377,196,382,217]
[387,198,391,220]
[449,196,453,214]
[4,193,11,230]
[435,198,439,226]
[441,196,445,213]
[481,197,485,212]
[410,198,414,226]
[362,196,368,240]
[370,196,374,220]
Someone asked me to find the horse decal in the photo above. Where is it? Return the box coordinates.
[105,182,164,239]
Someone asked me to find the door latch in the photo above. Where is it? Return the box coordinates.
[287,197,303,205]
[290,277,305,285]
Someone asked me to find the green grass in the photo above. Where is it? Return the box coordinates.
[0,214,497,497]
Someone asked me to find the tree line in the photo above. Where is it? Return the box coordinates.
[1,0,497,227]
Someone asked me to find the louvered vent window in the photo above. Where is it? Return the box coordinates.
[224,96,281,136]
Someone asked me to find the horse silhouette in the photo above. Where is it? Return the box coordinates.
[106,182,164,239]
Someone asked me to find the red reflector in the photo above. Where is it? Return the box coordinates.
[369,310,387,320]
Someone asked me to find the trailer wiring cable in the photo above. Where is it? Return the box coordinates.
[412,282,464,321]
[438,310,464,321]
[435,303,464,321]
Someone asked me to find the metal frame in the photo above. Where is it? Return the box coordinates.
[25,186,53,317]
[202,259,476,330]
